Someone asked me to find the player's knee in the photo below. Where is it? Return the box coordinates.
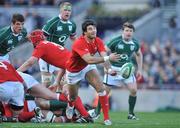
[130,88,137,96]
[97,90,107,96]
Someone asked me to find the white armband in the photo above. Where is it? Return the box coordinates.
[103,56,110,62]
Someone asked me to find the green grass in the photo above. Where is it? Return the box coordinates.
[0,111,180,128]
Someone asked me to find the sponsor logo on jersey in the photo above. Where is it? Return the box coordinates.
[57,26,63,31]
[130,45,135,51]
[118,44,124,49]
[68,25,72,31]
[18,35,23,41]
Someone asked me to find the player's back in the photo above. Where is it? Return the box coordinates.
[34,41,70,69]
[0,61,23,83]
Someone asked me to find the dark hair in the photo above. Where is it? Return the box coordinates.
[122,22,135,31]
[11,13,25,24]
[82,19,97,34]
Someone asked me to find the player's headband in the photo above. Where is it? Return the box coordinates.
[62,5,72,11]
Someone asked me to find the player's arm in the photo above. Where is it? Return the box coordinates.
[17,56,38,72]
[100,51,117,76]
[81,52,120,64]
[135,49,143,77]
[53,69,65,90]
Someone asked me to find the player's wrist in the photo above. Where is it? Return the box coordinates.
[103,56,110,62]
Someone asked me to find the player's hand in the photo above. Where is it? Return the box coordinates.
[136,69,142,81]
[109,53,120,62]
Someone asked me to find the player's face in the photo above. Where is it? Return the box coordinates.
[60,5,72,21]
[122,27,134,41]
[12,21,24,34]
[85,25,97,39]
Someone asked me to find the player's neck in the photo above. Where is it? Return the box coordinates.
[84,36,94,43]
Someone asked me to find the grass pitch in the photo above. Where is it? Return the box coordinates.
[0,111,180,128]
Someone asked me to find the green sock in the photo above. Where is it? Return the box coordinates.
[95,99,101,115]
[128,95,137,114]
[25,94,35,100]
[49,100,67,111]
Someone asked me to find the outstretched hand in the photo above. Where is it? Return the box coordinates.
[109,53,120,62]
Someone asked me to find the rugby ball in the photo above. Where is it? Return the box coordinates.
[120,62,135,79]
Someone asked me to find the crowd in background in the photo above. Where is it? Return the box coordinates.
[140,39,180,89]
[0,0,80,6]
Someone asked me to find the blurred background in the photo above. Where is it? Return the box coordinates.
[0,0,179,112]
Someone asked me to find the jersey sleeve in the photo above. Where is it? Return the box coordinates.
[106,36,119,52]
[0,27,8,44]
[32,45,44,59]
[70,21,76,37]
[133,38,140,52]
[42,17,58,35]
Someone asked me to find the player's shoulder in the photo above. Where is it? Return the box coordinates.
[0,26,11,35]
[21,27,28,36]
[108,36,122,45]
[95,37,104,43]
[46,16,59,24]
[68,19,76,25]
[72,36,84,46]
[132,37,139,44]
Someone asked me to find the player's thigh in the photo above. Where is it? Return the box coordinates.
[103,74,123,87]
[86,69,105,92]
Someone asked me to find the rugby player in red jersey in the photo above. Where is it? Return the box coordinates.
[65,19,120,125]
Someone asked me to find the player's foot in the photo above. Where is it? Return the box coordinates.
[34,107,44,118]
[88,109,100,120]
[74,109,80,118]
[128,113,139,120]
[75,116,94,123]
[33,107,45,123]
[104,119,112,125]
[66,105,74,119]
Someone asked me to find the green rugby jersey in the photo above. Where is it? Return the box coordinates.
[0,26,27,55]
[107,35,140,67]
[42,16,76,46]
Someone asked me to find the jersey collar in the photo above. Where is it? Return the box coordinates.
[59,14,71,24]
[122,34,133,44]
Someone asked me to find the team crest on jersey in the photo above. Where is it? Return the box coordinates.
[130,45,135,51]
[118,44,124,49]
[68,25,72,31]
[18,35,23,41]
[7,40,13,44]
[57,26,63,31]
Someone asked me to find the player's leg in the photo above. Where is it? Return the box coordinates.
[0,81,24,119]
[125,75,139,120]
[35,98,67,111]
[86,68,111,125]
[39,59,52,87]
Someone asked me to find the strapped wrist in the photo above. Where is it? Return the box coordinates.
[103,56,110,62]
